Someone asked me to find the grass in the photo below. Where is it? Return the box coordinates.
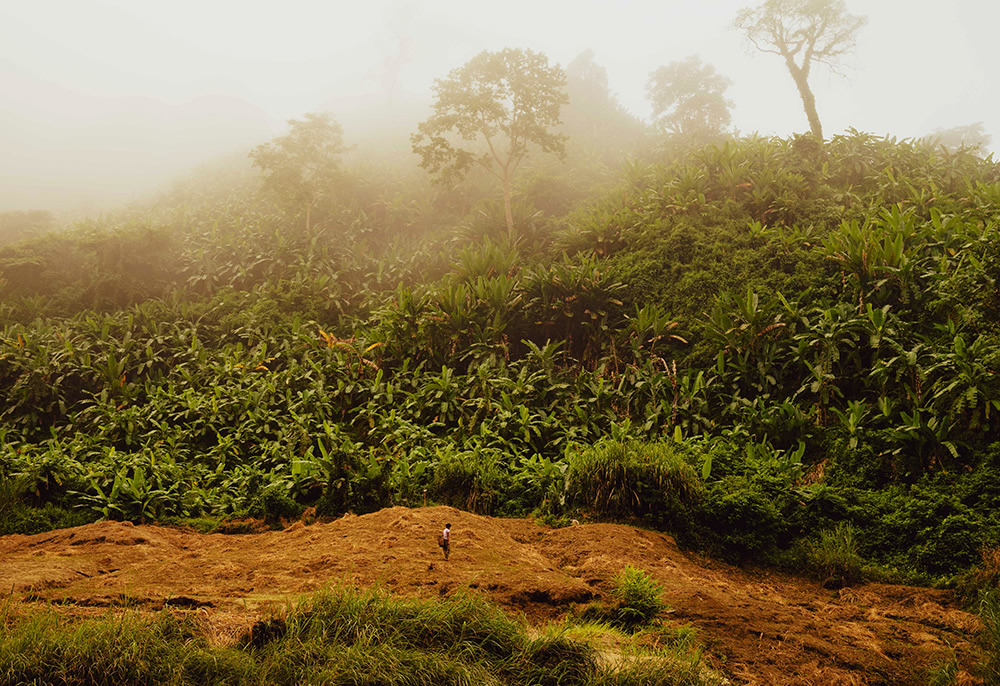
[0,585,726,685]
[578,566,669,632]
[807,522,864,588]
[980,590,1000,685]
[553,619,726,686]
[566,438,702,520]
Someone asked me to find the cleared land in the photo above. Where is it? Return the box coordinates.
[0,506,982,685]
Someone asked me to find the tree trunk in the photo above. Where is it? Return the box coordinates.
[502,172,515,235]
[784,58,823,140]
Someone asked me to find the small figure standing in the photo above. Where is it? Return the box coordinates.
[442,523,451,560]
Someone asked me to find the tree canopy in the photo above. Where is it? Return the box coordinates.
[411,48,568,234]
[249,112,349,233]
[734,0,866,140]
[563,49,644,158]
[646,55,733,140]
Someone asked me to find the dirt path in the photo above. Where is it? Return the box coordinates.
[0,506,983,684]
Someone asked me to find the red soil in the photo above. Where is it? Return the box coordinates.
[0,506,984,684]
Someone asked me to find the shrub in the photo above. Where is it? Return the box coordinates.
[0,478,95,534]
[430,447,505,515]
[581,566,668,632]
[566,438,701,522]
[857,484,982,576]
[690,477,788,563]
[915,513,983,577]
[611,566,668,629]
[825,431,896,489]
[808,522,864,588]
[245,483,304,527]
[0,503,95,536]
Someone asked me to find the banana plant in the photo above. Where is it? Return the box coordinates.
[926,332,1000,433]
[744,439,806,482]
[892,406,959,473]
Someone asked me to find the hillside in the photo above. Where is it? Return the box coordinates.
[2,131,1000,682]
[0,507,982,685]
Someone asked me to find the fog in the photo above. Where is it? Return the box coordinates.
[2,0,997,212]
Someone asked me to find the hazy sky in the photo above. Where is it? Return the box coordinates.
[2,0,997,211]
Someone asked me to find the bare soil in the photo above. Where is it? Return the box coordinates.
[0,506,985,684]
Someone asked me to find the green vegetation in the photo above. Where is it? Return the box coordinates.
[806,522,863,588]
[979,590,1000,684]
[0,586,724,685]
[579,566,669,631]
[1,108,1000,596]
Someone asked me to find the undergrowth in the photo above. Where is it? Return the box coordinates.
[0,586,725,686]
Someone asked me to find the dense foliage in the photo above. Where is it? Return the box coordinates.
[2,129,1000,587]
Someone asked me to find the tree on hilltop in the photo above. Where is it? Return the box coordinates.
[647,55,734,140]
[734,0,866,140]
[412,48,568,234]
[249,112,349,233]
[563,49,645,158]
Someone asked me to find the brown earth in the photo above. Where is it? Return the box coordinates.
[0,506,985,685]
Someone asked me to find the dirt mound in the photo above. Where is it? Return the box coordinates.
[0,506,983,685]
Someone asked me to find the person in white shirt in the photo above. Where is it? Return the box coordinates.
[442,523,451,560]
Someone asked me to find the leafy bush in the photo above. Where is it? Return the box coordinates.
[430,447,505,515]
[856,484,988,577]
[0,476,94,535]
[0,503,94,536]
[245,485,304,527]
[824,431,896,489]
[915,513,983,577]
[610,566,668,629]
[688,477,788,563]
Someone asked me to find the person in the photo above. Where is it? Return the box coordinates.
[442,523,451,560]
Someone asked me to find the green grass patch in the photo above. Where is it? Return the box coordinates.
[0,585,725,685]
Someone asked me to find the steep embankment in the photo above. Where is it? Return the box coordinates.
[0,506,981,685]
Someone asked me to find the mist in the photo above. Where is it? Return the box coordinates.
[2,0,997,213]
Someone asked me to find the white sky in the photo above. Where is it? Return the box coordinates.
[1,0,997,211]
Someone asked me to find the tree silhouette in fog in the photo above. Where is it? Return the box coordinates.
[647,56,733,141]
[250,112,349,234]
[412,48,568,234]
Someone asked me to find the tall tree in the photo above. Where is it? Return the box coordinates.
[734,0,866,140]
[646,55,734,139]
[249,112,349,233]
[412,48,568,234]
[563,49,644,156]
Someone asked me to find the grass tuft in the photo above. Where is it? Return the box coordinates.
[808,522,864,589]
